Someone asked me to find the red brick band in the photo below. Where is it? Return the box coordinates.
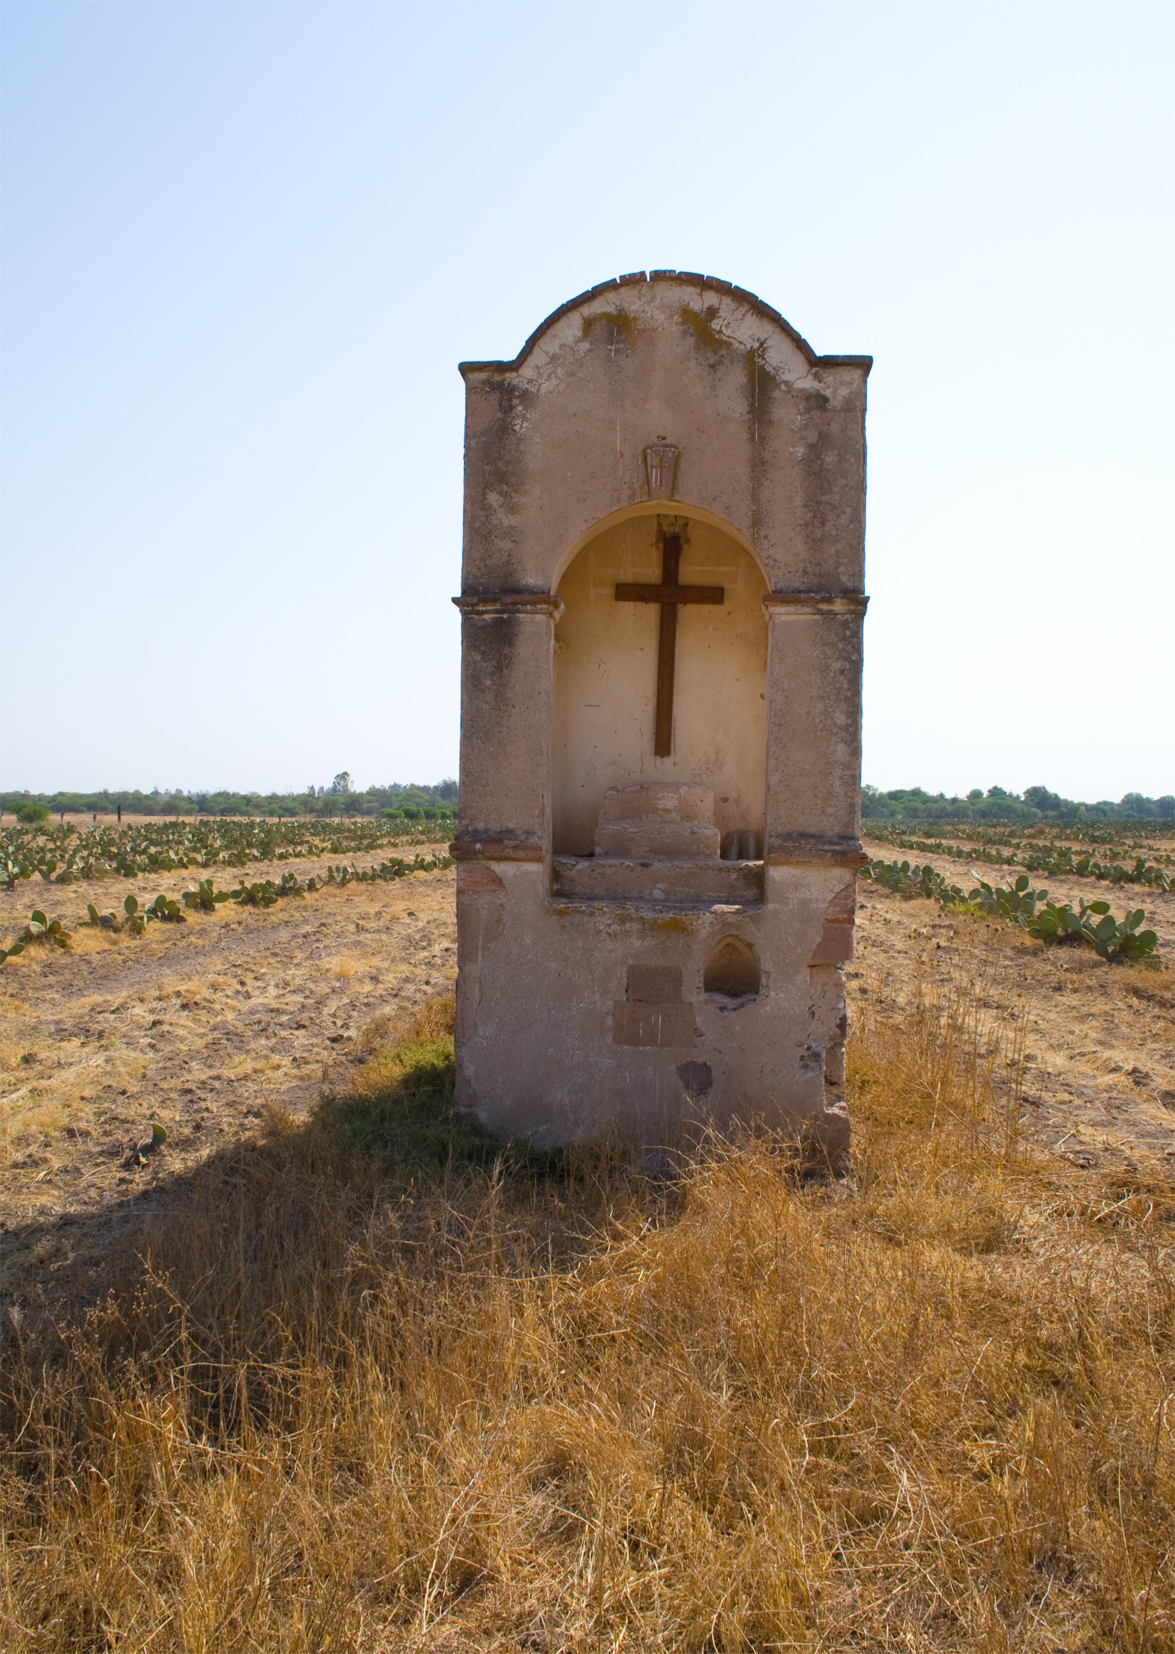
[449,836,543,863]
[767,838,867,869]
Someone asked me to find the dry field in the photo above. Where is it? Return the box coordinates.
[1,848,1172,1651]
[0,839,459,1285]
[857,834,1175,1172]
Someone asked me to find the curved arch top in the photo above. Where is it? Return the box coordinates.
[550,499,767,593]
[459,269,872,381]
[458,272,870,598]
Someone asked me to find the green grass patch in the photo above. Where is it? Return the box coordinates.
[310,1003,638,1196]
[310,1033,507,1177]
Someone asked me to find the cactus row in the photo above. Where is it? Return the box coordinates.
[0,854,456,962]
[866,825,1171,889]
[0,817,455,890]
[860,860,1161,963]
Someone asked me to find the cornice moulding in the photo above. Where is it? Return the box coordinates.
[762,593,869,617]
[453,594,565,619]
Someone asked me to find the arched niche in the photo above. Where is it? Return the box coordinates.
[552,512,768,857]
[703,935,762,998]
[548,498,767,593]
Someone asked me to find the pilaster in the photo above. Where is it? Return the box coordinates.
[763,593,868,858]
[451,594,562,861]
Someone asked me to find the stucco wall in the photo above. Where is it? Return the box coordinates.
[453,860,852,1155]
[452,272,869,1153]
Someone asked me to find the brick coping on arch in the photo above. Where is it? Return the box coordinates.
[457,270,874,380]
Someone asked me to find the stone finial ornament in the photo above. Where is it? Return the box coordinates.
[644,444,679,500]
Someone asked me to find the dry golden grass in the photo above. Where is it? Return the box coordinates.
[1,992,1171,1651]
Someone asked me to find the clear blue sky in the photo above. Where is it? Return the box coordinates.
[2,0,1171,801]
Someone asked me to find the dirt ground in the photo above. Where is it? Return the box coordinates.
[858,833,1175,1170]
[2,841,1171,1303]
[0,841,459,1297]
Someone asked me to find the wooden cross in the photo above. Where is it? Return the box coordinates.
[615,535,724,756]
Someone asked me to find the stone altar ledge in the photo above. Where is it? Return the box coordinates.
[552,855,764,906]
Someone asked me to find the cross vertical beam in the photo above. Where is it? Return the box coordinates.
[654,536,683,758]
[615,535,724,757]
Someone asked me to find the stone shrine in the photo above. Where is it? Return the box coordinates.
[451,271,870,1155]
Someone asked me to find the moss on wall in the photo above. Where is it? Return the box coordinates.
[679,304,730,353]
[582,309,637,346]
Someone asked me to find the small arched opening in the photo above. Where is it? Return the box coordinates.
[703,935,761,999]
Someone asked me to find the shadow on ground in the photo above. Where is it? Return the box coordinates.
[0,1015,643,1327]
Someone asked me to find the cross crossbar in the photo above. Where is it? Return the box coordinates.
[614,535,724,757]
[613,583,726,605]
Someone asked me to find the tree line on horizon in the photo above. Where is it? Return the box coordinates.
[0,773,458,821]
[861,784,1174,823]
[1,777,1171,825]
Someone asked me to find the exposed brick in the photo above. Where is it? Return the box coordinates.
[613,1001,696,1047]
[676,1059,713,1093]
[456,862,506,897]
[824,879,857,923]
[809,922,854,965]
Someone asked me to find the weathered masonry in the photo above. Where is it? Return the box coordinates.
[451,271,870,1155]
